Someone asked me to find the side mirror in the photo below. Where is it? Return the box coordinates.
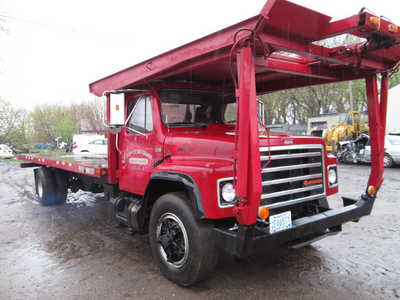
[109,93,125,126]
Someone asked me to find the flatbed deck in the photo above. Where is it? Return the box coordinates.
[17,153,108,179]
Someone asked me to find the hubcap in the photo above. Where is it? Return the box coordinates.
[384,156,391,167]
[156,212,189,268]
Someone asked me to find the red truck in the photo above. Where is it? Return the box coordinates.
[18,0,400,286]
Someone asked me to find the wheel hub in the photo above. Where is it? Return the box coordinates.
[156,213,189,268]
[384,156,390,167]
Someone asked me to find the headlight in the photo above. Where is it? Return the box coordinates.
[221,182,236,203]
[328,167,338,186]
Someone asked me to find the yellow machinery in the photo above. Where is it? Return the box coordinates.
[324,111,369,152]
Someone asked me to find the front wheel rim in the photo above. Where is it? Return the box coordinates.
[156,212,189,269]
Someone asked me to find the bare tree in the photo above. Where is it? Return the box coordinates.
[72,98,105,133]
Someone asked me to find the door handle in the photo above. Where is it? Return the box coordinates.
[122,152,126,165]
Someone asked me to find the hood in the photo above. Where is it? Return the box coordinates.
[164,124,324,160]
[164,125,235,159]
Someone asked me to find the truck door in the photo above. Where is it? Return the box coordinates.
[118,95,156,195]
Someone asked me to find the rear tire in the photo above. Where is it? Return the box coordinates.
[35,168,67,206]
[149,192,218,286]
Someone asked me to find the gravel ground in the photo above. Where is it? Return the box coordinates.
[0,162,399,300]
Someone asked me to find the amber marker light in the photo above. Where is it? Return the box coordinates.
[303,179,323,186]
[369,16,381,29]
[259,207,269,220]
[367,185,377,196]
[388,24,398,33]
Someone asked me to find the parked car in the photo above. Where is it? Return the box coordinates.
[72,138,107,154]
[375,134,400,167]
[11,145,30,154]
[0,144,14,159]
[339,134,400,168]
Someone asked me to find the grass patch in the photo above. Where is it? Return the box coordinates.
[0,158,22,163]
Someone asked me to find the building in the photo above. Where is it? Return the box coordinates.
[269,124,307,135]
[307,113,340,136]
[388,84,400,134]
[307,111,369,137]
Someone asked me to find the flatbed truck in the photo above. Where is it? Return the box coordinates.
[18,0,400,286]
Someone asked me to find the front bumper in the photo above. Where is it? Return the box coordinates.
[213,194,375,258]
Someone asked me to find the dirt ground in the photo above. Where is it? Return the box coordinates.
[0,162,399,300]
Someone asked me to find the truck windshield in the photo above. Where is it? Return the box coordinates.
[159,89,234,127]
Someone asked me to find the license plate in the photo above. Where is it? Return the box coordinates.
[269,211,292,234]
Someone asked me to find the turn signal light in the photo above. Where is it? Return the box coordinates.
[259,207,269,220]
[367,185,377,196]
[304,179,323,186]
[369,16,381,29]
[388,24,398,33]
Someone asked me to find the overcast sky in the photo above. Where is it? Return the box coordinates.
[1,0,399,109]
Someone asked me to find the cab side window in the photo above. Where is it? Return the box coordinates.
[89,139,104,145]
[127,96,153,134]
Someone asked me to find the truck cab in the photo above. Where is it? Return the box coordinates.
[113,84,338,221]
[102,84,337,286]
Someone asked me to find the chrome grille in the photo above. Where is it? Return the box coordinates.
[260,145,325,209]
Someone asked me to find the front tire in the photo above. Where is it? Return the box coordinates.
[149,192,217,286]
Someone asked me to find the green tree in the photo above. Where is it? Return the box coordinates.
[31,104,78,143]
[0,97,30,145]
[389,71,400,88]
